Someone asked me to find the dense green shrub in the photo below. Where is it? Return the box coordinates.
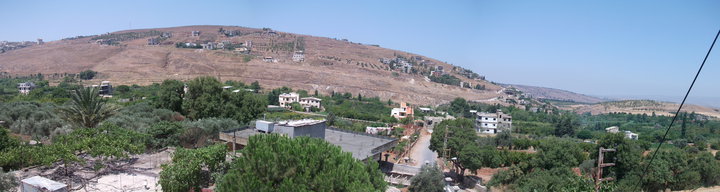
[216,134,386,192]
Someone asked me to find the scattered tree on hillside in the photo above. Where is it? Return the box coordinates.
[553,112,580,137]
[250,81,261,93]
[79,70,97,80]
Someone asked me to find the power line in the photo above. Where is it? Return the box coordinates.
[633,28,720,191]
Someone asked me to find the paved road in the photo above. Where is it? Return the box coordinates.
[407,128,438,168]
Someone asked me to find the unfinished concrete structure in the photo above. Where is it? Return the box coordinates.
[475,109,512,134]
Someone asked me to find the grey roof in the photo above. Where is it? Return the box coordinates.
[219,126,397,160]
[324,127,397,160]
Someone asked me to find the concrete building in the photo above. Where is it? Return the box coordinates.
[21,176,68,192]
[17,82,36,95]
[606,126,639,140]
[202,42,215,50]
[605,126,620,133]
[292,51,305,62]
[147,38,159,45]
[99,81,112,96]
[219,119,398,161]
[299,97,322,110]
[625,131,639,140]
[279,92,300,108]
[275,119,326,138]
[391,102,414,119]
[37,38,44,45]
[366,126,393,135]
[191,31,201,37]
[263,56,277,63]
[418,107,433,113]
[279,92,322,111]
[425,115,455,130]
[475,110,512,134]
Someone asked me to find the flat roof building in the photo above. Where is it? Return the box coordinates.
[18,82,36,95]
[476,110,512,134]
[219,119,397,161]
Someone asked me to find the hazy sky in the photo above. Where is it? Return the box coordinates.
[1,0,718,104]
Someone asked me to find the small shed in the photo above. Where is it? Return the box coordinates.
[21,176,68,192]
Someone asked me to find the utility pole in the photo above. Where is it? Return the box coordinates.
[595,147,616,192]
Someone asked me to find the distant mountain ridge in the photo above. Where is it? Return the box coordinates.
[505,84,607,104]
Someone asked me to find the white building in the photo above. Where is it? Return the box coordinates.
[625,131,639,140]
[279,92,300,108]
[263,56,277,63]
[292,51,305,62]
[391,102,414,119]
[476,110,512,134]
[279,92,322,111]
[18,82,36,95]
[299,97,322,110]
[605,126,620,133]
[606,126,638,140]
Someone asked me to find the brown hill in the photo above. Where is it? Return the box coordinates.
[0,25,500,105]
[567,100,720,118]
[507,84,606,104]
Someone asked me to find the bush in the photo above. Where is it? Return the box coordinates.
[711,141,720,150]
[577,130,593,140]
[216,134,386,191]
[79,70,97,80]
[409,165,444,192]
[0,102,63,137]
[159,144,227,192]
[0,168,18,192]
[146,121,185,149]
[488,165,523,187]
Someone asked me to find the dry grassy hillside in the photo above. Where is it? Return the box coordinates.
[0,25,500,105]
[508,84,606,104]
[568,100,720,118]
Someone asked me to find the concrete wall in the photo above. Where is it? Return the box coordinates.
[275,121,326,139]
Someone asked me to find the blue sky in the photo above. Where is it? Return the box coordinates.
[1,0,718,105]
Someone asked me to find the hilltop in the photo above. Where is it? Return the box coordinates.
[0,25,500,105]
[562,100,720,118]
[505,84,607,104]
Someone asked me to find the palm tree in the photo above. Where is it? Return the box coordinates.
[58,87,116,128]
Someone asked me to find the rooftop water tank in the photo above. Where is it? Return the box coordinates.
[256,120,274,133]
